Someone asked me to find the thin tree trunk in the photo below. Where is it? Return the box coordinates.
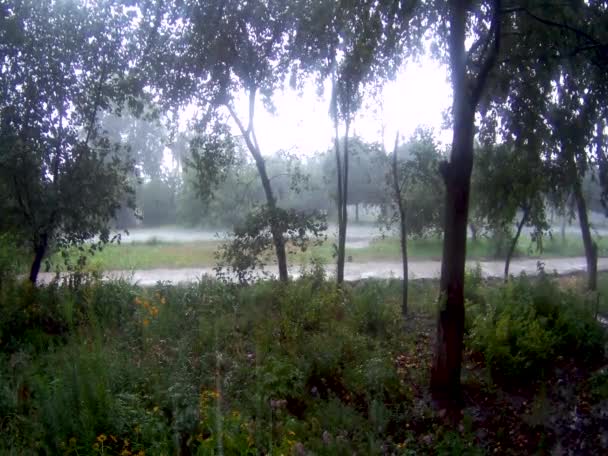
[573,179,597,291]
[391,134,408,317]
[355,203,359,223]
[29,234,48,284]
[332,78,350,285]
[504,208,529,281]
[470,223,478,242]
[252,152,289,282]
[338,122,350,284]
[333,112,345,284]
[431,0,501,405]
[227,94,288,282]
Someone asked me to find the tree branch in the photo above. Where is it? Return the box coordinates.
[471,0,502,107]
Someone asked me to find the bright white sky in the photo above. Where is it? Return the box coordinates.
[168,57,452,169]
[227,57,452,157]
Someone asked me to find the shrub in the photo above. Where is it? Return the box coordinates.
[468,273,605,383]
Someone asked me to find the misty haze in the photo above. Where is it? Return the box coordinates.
[1,0,608,454]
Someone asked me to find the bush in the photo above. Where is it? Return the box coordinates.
[468,273,605,383]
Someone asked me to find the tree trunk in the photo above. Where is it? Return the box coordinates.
[355,203,359,223]
[504,208,529,281]
[391,135,408,317]
[573,179,597,291]
[431,0,500,405]
[338,128,349,283]
[29,234,48,284]
[333,81,350,285]
[253,154,289,282]
[470,223,478,242]
[227,94,289,282]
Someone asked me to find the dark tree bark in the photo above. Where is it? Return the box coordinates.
[227,91,288,282]
[504,207,529,281]
[29,233,48,284]
[431,0,501,404]
[332,79,351,285]
[391,134,408,317]
[573,179,597,291]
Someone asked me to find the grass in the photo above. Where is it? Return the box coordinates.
[0,271,605,454]
[42,231,608,272]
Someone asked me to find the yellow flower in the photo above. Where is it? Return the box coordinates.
[150,306,159,317]
[134,297,142,305]
[137,451,145,456]
[123,438,130,446]
[143,301,150,309]
[69,437,77,446]
[121,450,132,456]
[153,405,160,413]
[211,390,220,398]
[97,434,107,443]
[231,410,240,418]
[142,318,150,327]
[93,443,100,450]
[160,297,166,305]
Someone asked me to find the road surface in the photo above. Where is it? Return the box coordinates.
[37,257,608,286]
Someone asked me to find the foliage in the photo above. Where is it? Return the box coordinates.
[1,272,606,454]
[382,128,445,238]
[0,0,139,281]
[216,206,327,283]
[468,273,605,383]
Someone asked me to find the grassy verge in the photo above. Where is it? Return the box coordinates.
[41,232,608,272]
[0,272,605,454]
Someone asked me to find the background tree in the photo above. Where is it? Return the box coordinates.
[0,0,138,283]
[290,0,420,284]
[384,128,444,317]
[143,0,332,282]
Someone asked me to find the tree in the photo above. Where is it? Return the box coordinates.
[473,143,551,280]
[481,1,608,291]
[0,0,137,283]
[384,128,444,317]
[290,0,419,284]
[142,0,318,282]
[430,0,502,404]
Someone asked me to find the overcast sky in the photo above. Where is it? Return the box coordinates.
[227,57,453,157]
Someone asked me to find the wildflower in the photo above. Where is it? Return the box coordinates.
[160,297,166,305]
[121,450,132,456]
[142,318,150,327]
[153,405,160,413]
[211,390,220,398]
[93,443,100,450]
[138,451,145,456]
[97,434,107,443]
[123,438,130,446]
[288,430,295,436]
[150,306,159,317]
[69,437,77,446]
[143,300,150,309]
[134,297,142,305]
[231,410,240,419]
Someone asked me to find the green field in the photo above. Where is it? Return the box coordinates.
[43,232,608,272]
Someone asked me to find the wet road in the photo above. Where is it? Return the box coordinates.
[38,257,608,286]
